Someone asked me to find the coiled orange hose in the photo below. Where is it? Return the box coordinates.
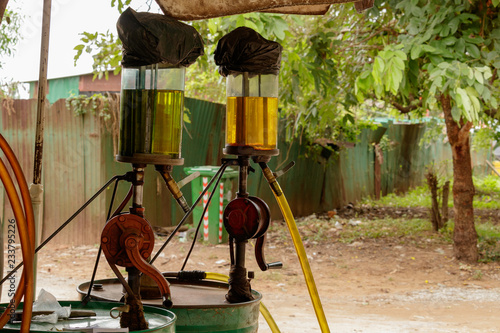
[0,134,35,332]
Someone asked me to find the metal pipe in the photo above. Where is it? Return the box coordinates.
[131,165,145,217]
[237,156,249,197]
[235,240,246,268]
[157,165,190,214]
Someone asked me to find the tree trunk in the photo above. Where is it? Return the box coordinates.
[441,181,450,228]
[374,143,383,200]
[441,94,478,262]
[426,170,441,232]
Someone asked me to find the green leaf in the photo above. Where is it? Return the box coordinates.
[411,44,422,59]
[421,44,437,54]
[390,69,403,94]
[483,68,493,80]
[74,44,85,51]
[456,87,472,119]
[344,114,355,124]
[441,36,457,46]
[463,35,485,44]
[491,97,498,109]
[428,54,444,65]
[360,70,371,79]
[207,20,218,34]
[392,57,405,70]
[372,57,385,84]
[474,70,484,84]
[394,50,407,60]
[474,82,484,95]
[451,105,461,122]
[455,38,466,55]
[449,17,460,34]
[412,5,424,17]
[466,44,481,58]
[236,15,245,27]
[469,94,481,117]
[439,24,451,37]
[244,20,259,32]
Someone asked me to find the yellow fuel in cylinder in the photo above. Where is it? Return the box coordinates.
[151,89,184,157]
[226,96,278,150]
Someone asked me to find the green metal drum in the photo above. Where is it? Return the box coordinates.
[0,301,176,333]
[78,277,262,332]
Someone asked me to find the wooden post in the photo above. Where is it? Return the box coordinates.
[0,0,9,24]
[33,0,52,185]
[31,0,52,299]
[374,143,382,200]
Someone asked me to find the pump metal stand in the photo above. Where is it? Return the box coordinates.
[225,156,253,302]
[223,155,284,303]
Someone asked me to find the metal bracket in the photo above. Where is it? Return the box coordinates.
[177,171,200,189]
[273,161,295,178]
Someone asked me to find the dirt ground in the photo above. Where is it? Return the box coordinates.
[3,213,500,333]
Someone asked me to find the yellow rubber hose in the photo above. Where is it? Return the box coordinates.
[205,272,281,333]
[260,164,331,333]
[259,301,281,333]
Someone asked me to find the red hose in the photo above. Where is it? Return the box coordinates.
[0,134,35,332]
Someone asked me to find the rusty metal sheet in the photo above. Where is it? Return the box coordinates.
[79,73,121,93]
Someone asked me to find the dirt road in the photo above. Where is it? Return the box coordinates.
[4,223,500,332]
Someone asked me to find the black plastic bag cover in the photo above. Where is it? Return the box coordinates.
[117,7,204,67]
[214,27,282,77]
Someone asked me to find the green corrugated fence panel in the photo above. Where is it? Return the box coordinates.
[173,98,227,225]
[1,97,492,244]
[255,125,326,219]
[47,76,80,104]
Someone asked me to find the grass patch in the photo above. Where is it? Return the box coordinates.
[334,217,500,262]
[362,186,432,208]
[361,175,500,210]
[477,221,500,262]
[338,218,436,244]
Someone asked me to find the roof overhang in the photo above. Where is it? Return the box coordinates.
[154,0,374,21]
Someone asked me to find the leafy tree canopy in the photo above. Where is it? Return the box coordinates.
[356,0,500,128]
[0,7,22,96]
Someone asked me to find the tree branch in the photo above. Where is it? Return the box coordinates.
[458,121,473,146]
[490,68,497,86]
[391,99,422,114]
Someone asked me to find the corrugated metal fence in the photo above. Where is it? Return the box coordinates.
[0,97,489,245]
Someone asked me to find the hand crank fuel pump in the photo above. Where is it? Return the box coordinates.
[96,8,204,330]
[214,27,286,303]
[213,27,331,332]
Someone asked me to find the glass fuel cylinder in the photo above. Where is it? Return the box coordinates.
[117,65,186,165]
[224,72,279,156]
